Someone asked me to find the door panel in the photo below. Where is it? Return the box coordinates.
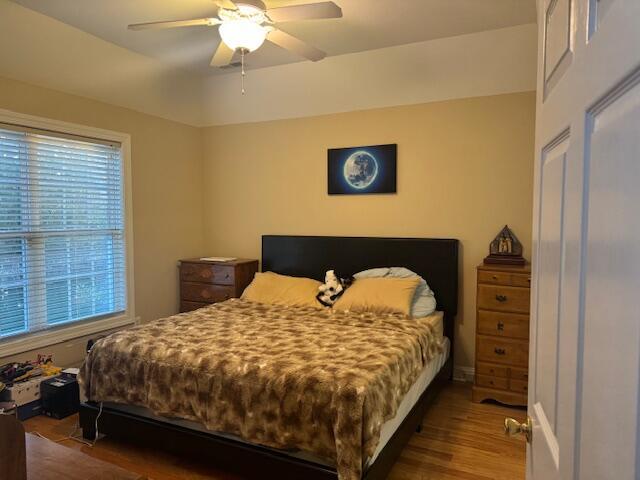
[534,133,568,436]
[529,133,568,479]
[578,74,640,480]
[589,0,616,36]
[529,0,640,478]
[543,0,572,96]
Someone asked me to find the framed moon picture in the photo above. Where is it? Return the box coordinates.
[327,144,397,195]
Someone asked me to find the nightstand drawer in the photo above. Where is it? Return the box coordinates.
[476,374,508,390]
[180,301,211,313]
[476,362,508,378]
[477,335,529,366]
[180,263,235,285]
[477,285,530,313]
[181,282,235,303]
[477,310,529,339]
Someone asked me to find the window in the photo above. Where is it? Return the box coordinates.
[0,116,132,348]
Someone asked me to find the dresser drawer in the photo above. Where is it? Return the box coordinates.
[476,374,508,390]
[510,367,529,382]
[477,310,529,339]
[510,274,532,288]
[477,285,530,313]
[476,362,508,378]
[478,271,511,286]
[181,282,235,303]
[509,379,529,394]
[478,270,531,287]
[477,335,529,366]
[180,263,235,285]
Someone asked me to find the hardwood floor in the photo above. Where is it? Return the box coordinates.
[23,382,526,480]
[388,383,526,480]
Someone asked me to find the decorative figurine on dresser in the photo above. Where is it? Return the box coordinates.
[472,226,531,406]
[178,257,258,313]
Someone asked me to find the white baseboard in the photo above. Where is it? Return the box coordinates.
[453,366,475,383]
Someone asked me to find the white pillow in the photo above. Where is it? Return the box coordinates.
[353,267,437,318]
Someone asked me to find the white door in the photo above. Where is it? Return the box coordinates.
[524,0,640,479]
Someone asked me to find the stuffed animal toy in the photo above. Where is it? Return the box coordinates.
[316,270,354,307]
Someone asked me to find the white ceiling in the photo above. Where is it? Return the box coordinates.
[12,0,536,77]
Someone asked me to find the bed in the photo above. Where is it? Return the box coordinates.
[79,235,459,480]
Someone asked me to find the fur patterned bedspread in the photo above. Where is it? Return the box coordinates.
[79,299,443,480]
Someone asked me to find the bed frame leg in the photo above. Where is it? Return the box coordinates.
[79,404,97,441]
[82,423,96,440]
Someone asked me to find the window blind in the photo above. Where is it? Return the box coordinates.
[0,124,126,339]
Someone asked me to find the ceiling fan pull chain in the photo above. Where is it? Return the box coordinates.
[241,48,246,95]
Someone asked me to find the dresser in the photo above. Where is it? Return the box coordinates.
[472,263,531,406]
[178,258,259,313]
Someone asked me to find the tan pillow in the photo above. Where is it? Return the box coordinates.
[333,277,421,316]
[241,271,322,308]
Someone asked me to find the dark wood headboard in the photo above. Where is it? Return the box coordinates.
[262,235,459,345]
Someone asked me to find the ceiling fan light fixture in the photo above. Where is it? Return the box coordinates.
[235,3,266,16]
[128,0,342,94]
[219,19,267,52]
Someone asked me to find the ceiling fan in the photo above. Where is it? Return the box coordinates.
[128,0,342,92]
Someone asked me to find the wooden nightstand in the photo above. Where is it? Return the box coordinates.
[178,258,258,313]
[472,263,531,406]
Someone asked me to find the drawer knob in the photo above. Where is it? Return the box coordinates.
[497,321,505,331]
[494,347,506,355]
[495,294,508,302]
[492,275,498,280]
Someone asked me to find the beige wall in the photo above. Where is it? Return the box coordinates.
[0,76,205,366]
[202,92,535,370]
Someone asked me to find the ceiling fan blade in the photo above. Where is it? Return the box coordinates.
[211,41,236,67]
[267,28,326,62]
[128,18,219,30]
[267,1,342,22]
[213,0,238,10]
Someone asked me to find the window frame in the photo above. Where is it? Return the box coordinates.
[0,109,135,357]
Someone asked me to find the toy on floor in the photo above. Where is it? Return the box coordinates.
[0,354,61,386]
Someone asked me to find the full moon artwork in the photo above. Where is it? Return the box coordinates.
[327,144,397,195]
[343,151,378,189]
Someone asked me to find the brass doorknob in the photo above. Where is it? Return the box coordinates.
[504,416,532,443]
